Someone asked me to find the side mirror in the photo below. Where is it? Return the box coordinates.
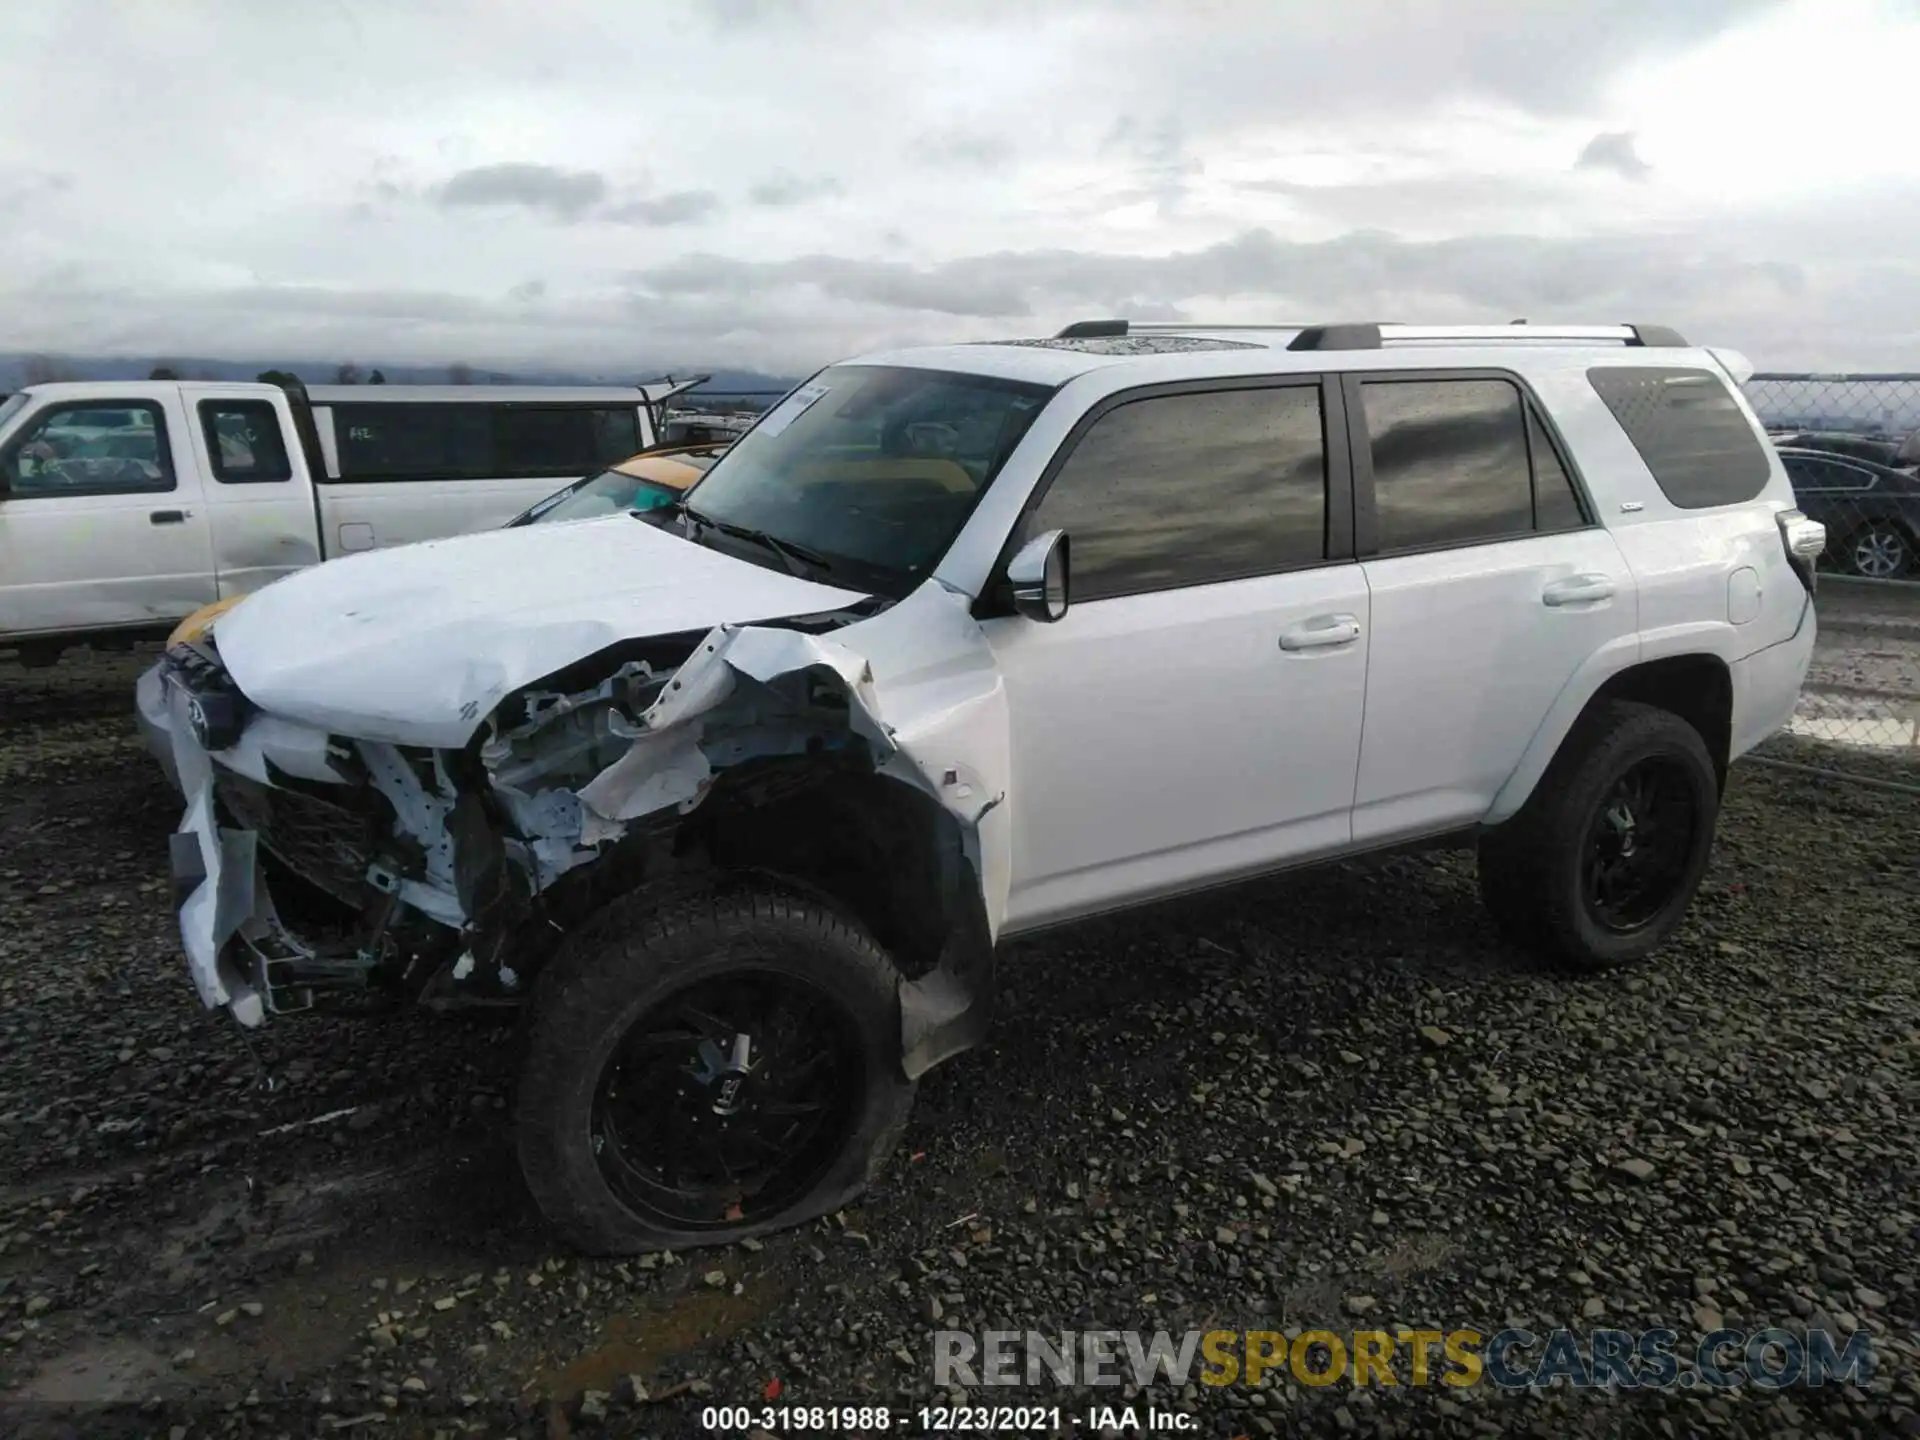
[1007,528,1069,623]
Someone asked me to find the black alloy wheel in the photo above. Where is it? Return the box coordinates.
[590,970,863,1230]
[1581,756,1701,934]
[515,882,917,1254]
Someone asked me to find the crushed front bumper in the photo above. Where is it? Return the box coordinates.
[135,660,181,794]
[165,678,270,1027]
[162,676,365,1027]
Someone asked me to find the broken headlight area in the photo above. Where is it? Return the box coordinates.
[195,756,482,1017]
[163,639,252,751]
[193,619,896,1019]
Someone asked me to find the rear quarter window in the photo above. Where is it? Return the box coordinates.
[1586,366,1773,509]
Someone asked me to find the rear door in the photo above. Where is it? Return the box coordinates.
[0,392,217,637]
[984,377,1371,931]
[185,387,323,596]
[1346,371,1638,846]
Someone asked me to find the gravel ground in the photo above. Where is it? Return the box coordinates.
[0,643,1915,1440]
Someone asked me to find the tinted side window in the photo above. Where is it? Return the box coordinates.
[1029,384,1326,601]
[335,404,491,480]
[1791,459,1876,493]
[493,408,597,475]
[494,407,638,475]
[589,407,640,463]
[1,400,175,497]
[1363,379,1533,550]
[1529,410,1587,532]
[1587,366,1772,508]
[200,400,292,483]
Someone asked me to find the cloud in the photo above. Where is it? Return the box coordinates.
[8,208,1915,376]
[0,171,74,215]
[909,127,1013,168]
[434,163,608,220]
[2,0,1913,375]
[1576,131,1652,181]
[701,0,805,26]
[1101,114,1202,214]
[601,190,724,226]
[747,173,844,206]
[629,227,1814,326]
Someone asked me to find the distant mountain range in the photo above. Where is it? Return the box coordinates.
[0,353,797,399]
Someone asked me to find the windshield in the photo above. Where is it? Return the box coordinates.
[678,364,1053,595]
[511,448,725,526]
[0,392,28,433]
[529,469,682,524]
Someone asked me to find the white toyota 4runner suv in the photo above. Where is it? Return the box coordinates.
[153,320,1826,1253]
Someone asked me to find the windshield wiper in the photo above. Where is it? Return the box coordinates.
[678,505,833,579]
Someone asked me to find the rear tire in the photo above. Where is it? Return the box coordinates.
[1477,701,1719,972]
[516,877,915,1254]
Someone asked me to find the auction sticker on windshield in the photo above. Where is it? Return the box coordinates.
[755,381,831,438]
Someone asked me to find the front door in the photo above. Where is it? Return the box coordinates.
[982,378,1370,932]
[0,394,216,637]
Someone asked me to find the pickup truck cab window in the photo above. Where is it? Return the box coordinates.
[1,399,175,496]
[199,399,293,484]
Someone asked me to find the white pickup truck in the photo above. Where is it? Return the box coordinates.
[0,376,699,663]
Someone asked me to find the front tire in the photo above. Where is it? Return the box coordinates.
[516,879,915,1254]
[1477,701,1720,971]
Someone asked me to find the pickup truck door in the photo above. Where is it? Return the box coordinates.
[183,386,324,596]
[0,390,218,638]
[982,378,1369,933]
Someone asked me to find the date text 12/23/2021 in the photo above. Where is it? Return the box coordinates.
[700,1404,1200,1431]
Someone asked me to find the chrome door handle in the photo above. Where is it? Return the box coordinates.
[1543,574,1614,606]
[1279,613,1362,651]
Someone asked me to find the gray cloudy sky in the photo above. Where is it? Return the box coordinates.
[2,0,1918,374]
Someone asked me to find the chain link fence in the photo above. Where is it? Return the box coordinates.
[1744,373,1920,583]
[1738,373,1919,785]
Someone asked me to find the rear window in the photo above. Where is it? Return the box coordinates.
[332,403,640,481]
[1587,367,1772,508]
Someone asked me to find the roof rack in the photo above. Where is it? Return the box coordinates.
[1052,320,1689,349]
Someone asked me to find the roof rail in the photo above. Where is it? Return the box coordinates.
[1287,324,1384,351]
[1051,319,1690,348]
[1288,323,1691,350]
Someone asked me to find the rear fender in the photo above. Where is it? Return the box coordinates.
[1486,625,1741,824]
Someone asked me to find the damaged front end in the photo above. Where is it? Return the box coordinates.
[166,582,1013,1079]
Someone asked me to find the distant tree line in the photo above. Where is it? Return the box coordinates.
[18,356,506,387]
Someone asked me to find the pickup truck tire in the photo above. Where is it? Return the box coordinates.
[1477,700,1719,971]
[515,878,915,1255]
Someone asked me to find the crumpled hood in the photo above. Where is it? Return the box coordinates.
[212,515,869,748]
